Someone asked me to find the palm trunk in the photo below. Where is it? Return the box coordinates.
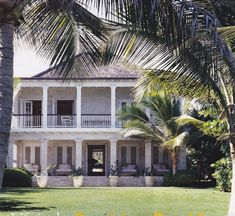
[172,149,177,175]
[0,22,14,188]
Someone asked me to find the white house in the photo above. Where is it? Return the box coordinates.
[7,63,186,186]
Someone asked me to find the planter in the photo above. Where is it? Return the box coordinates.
[73,176,84,187]
[145,176,155,187]
[109,176,119,187]
[36,176,48,188]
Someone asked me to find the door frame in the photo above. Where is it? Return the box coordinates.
[87,145,106,176]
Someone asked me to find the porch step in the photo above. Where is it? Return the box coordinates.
[46,176,73,187]
[83,176,109,187]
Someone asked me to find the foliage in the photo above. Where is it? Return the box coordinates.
[71,167,83,177]
[18,167,34,177]
[109,160,122,176]
[2,168,32,187]
[46,164,57,176]
[211,158,232,192]
[163,171,197,187]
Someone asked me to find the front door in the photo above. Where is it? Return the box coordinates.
[88,145,105,176]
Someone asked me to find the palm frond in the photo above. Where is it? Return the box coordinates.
[162,131,189,150]
[175,115,204,128]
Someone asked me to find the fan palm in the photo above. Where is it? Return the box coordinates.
[0,0,108,188]
[118,93,203,175]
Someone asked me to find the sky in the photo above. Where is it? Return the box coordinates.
[14,41,49,77]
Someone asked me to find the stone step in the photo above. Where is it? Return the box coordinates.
[83,176,109,187]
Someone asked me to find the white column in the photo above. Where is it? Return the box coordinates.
[7,141,14,168]
[145,141,152,170]
[76,86,82,128]
[111,86,116,128]
[75,139,83,168]
[110,139,117,166]
[178,144,187,170]
[40,139,48,170]
[42,86,48,128]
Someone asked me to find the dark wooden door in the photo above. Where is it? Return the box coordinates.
[88,145,105,176]
[57,100,73,115]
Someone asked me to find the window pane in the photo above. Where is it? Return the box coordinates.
[121,102,127,112]
[121,146,127,164]
[25,147,31,164]
[130,147,137,164]
[163,150,169,164]
[153,147,159,164]
[35,147,40,165]
[57,147,63,165]
[67,147,72,165]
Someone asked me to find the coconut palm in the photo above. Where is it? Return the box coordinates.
[93,1,235,214]
[0,0,109,188]
[118,93,203,175]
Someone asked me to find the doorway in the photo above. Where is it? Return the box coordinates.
[88,145,105,176]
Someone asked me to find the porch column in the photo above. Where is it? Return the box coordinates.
[178,143,187,170]
[42,86,48,128]
[40,139,48,170]
[145,141,152,170]
[111,86,116,128]
[7,140,14,168]
[110,139,117,166]
[76,86,82,128]
[75,139,82,168]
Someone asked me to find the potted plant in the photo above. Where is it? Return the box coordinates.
[144,167,155,187]
[36,168,49,188]
[71,167,84,187]
[109,160,122,187]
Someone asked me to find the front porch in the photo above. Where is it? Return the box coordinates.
[7,136,186,186]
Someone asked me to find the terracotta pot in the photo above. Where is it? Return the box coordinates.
[36,176,48,188]
[73,176,84,187]
[145,176,155,187]
[109,176,119,187]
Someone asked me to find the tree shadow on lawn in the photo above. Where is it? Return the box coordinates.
[0,198,55,212]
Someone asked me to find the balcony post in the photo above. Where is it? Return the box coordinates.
[76,86,82,128]
[40,139,48,170]
[75,139,83,169]
[42,86,48,128]
[145,141,152,171]
[111,86,116,128]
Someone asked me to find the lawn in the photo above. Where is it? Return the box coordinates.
[0,187,230,216]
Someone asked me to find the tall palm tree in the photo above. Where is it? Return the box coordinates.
[92,1,235,214]
[0,0,108,188]
[118,93,203,175]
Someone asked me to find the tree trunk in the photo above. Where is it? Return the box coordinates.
[0,22,14,188]
[228,143,235,216]
[172,149,177,175]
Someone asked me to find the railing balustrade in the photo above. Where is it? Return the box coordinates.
[13,114,42,128]
[47,114,77,128]
[81,114,111,128]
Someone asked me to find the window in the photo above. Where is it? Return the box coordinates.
[130,147,137,164]
[35,147,40,165]
[121,102,127,112]
[163,150,169,164]
[153,147,159,164]
[25,147,31,164]
[121,146,127,164]
[67,147,72,165]
[57,147,63,165]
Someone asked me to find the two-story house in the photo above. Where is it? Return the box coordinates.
[7,63,186,186]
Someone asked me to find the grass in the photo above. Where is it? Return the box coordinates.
[0,187,230,216]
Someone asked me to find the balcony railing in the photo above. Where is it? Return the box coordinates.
[81,114,111,128]
[13,114,115,128]
[47,114,77,128]
[13,114,42,128]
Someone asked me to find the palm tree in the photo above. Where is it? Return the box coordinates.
[0,0,108,188]
[118,93,203,175]
[92,1,235,214]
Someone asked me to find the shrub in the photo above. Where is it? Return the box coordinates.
[2,168,32,187]
[18,167,34,177]
[163,171,197,187]
[211,158,232,192]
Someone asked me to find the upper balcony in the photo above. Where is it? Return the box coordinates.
[12,85,133,129]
